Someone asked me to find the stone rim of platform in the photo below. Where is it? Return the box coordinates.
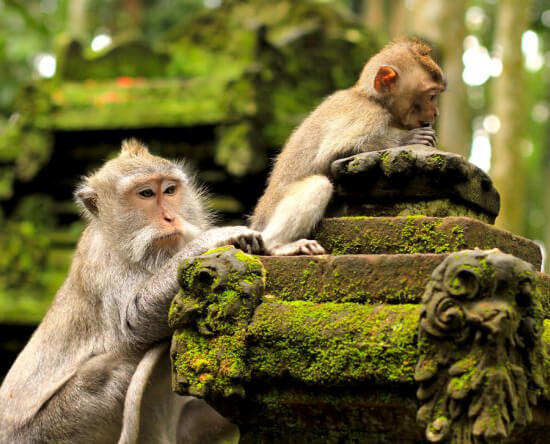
[330,145,500,222]
[314,215,542,269]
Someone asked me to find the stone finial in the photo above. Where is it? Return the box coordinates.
[169,246,266,398]
[329,145,500,223]
[415,249,544,443]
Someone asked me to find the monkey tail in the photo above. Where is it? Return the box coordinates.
[118,343,169,444]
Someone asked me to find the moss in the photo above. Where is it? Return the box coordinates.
[262,254,445,305]
[328,199,493,223]
[247,301,422,385]
[426,153,446,168]
[313,216,542,269]
[171,247,266,397]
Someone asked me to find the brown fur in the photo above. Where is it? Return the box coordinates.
[251,39,445,255]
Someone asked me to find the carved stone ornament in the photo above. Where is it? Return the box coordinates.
[415,249,544,443]
[169,246,266,399]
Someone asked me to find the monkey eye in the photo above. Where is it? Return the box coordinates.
[163,184,177,195]
[138,188,155,198]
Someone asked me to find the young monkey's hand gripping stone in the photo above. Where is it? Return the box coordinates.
[250,39,445,256]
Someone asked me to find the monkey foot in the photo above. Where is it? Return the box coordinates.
[269,239,326,256]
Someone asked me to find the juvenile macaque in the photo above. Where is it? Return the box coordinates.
[0,140,263,444]
[251,39,446,255]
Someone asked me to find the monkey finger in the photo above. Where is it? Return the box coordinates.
[256,236,266,254]
[237,236,249,252]
[251,237,264,255]
[410,136,433,147]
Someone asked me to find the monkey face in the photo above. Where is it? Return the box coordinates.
[372,63,444,130]
[395,75,443,130]
[126,175,186,248]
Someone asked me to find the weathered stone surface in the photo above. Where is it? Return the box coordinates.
[330,145,500,223]
[416,250,544,443]
[248,301,421,385]
[261,253,444,304]
[215,387,424,444]
[314,216,542,269]
[169,246,266,398]
[261,254,550,314]
[327,198,494,223]
[170,248,550,443]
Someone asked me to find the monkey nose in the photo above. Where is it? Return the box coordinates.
[162,211,175,223]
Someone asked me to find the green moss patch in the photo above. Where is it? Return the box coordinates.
[247,301,421,385]
[327,199,493,223]
[314,216,542,269]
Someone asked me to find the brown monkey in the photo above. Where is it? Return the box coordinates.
[251,39,445,255]
[0,140,263,444]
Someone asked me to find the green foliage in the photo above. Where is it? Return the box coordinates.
[0,220,49,289]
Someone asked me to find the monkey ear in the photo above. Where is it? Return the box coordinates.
[374,66,399,93]
[75,184,99,218]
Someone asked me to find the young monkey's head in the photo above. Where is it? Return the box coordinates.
[356,39,446,130]
[75,139,211,268]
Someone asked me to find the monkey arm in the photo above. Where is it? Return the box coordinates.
[123,226,264,345]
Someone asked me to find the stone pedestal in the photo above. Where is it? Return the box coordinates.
[169,147,550,443]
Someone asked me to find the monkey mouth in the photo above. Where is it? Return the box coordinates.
[154,231,183,242]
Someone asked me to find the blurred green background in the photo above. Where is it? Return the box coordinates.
[0,0,549,377]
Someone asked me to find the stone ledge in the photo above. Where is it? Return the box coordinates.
[260,254,550,316]
[172,299,550,398]
[313,216,542,269]
[330,146,500,221]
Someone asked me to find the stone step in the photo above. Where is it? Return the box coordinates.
[260,254,550,316]
[313,216,542,269]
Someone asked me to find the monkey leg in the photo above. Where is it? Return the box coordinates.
[176,398,239,444]
[262,175,333,256]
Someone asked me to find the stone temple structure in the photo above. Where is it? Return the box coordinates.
[169,145,550,443]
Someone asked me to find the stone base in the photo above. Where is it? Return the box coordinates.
[314,216,542,268]
[326,198,493,223]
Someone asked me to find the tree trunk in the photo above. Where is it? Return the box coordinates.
[407,0,470,158]
[68,0,88,39]
[361,0,386,33]
[389,0,407,39]
[490,0,532,235]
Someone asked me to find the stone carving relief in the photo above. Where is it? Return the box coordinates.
[415,249,545,443]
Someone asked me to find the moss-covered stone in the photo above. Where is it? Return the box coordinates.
[314,216,542,269]
[330,146,500,222]
[262,253,443,304]
[29,77,241,131]
[260,254,550,315]
[326,198,492,223]
[170,246,266,398]
[247,301,421,385]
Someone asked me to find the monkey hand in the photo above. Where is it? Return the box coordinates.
[195,226,266,255]
[401,126,436,147]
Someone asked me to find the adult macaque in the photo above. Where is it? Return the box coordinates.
[251,39,446,256]
[0,140,263,443]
